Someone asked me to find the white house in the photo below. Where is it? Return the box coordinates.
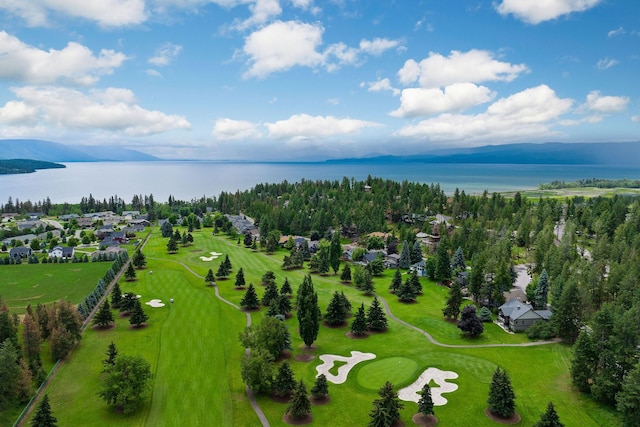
[49,245,74,259]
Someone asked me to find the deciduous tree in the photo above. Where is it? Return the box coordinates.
[457,305,483,337]
[99,354,152,414]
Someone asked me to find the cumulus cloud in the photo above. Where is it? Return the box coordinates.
[213,118,262,140]
[596,57,618,70]
[0,31,127,85]
[242,20,400,78]
[0,101,39,126]
[366,78,400,96]
[233,0,282,30]
[495,0,601,25]
[396,85,573,143]
[148,43,183,66]
[390,83,495,117]
[9,86,190,136]
[397,50,528,88]
[265,114,381,140]
[584,91,629,113]
[0,0,147,27]
[608,27,625,37]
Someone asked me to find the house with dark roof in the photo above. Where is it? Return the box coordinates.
[498,299,552,332]
[49,245,74,259]
[10,247,32,259]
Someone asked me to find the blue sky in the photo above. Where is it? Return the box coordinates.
[0,0,638,160]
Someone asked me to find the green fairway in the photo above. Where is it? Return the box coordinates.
[25,228,622,427]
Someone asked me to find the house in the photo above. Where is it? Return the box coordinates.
[385,253,400,269]
[410,259,427,277]
[10,247,32,259]
[76,217,94,228]
[92,246,127,260]
[49,245,74,259]
[128,219,150,227]
[497,299,552,332]
[59,214,80,221]
[2,234,37,246]
[17,219,44,231]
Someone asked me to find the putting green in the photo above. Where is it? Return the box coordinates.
[357,357,419,390]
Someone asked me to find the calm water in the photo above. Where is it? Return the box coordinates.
[1,161,640,204]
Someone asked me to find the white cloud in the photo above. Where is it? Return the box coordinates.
[0,31,127,85]
[608,27,625,37]
[265,114,381,140]
[0,0,147,27]
[233,0,282,30]
[596,57,618,70]
[390,83,495,117]
[0,101,39,126]
[366,78,400,96]
[584,91,629,113]
[148,43,183,66]
[242,20,401,78]
[9,86,190,136]
[146,69,163,77]
[213,118,262,140]
[396,50,528,88]
[495,0,601,25]
[632,116,640,123]
[396,85,573,143]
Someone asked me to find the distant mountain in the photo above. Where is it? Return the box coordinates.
[0,139,159,162]
[0,159,65,174]
[325,142,640,166]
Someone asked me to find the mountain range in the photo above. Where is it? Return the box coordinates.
[0,139,159,162]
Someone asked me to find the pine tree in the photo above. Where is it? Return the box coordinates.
[417,383,435,416]
[330,232,342,274]
[216,261,229,279]
[129,300,148,327]
[110,282,123,308]
[487,367,516,418]
[367,297,387,331]
[452,246,466,271]
[132,249,146,269]
[350,303,367,336]
[297,275,321,348]
[166,237,178,253]
[281,277,293,296]
[240,284,260,310]
[616,361,640,427]
[409,269,422,294]
[205,268,215,283]
[286,380,311,419]
[273,361,297,397]
[262,281,279,307]
[399,240,411,269]
[234,267,246,289]
[124,262,136,281]
[534,269,550,310]
[442,281,463,320]
[397,277,417,303]
[103,341,118,369]
[339,292,352,315]
[361,269,375,296]
[410,240,423,264]
[310,374,329,399]
[276,294,292,316]
[434,242,451,282]
[325,292,348,326]
[533,402,564,427]
[389,268,402,293]
[570,330,596,392]
[32,394,58,427]
[369,381,404,426]
[93,300,114,328]
[223,254,232,271]
[340,263,352,282]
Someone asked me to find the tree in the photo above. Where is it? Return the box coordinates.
[234,267,246,289]
[241,348,274,394]
[350,303,367,336]
[119,292,138,313]
[417,383,435,417]
[103,341,118,369]
[216,260,229,279]
[534,269,550,309]
[340,263,352,282]
[244,232,253,247]
[132,250,146,269]
[616,362,640,427]
[552,280,582,343]
[398,240,411,269]
[273,361,297,397]
[160,220,173,237]
[389,268,402,293]
[397,277,417,303]
[262,281,280,307]
[205,268,215,283]
[129,300,148,327]
[166,237,178,253]
[452,246,466,272]
[434,242,451,282]
[0,339,20,407]
[261,270,276,287]
[457,305,483,337]
[478,306,493,322]
[124,262,137,281]
[325,291,348,326]
[275,294,292,317]
[369,381,404,427]
[367,297,387,331]
[410,240,423,264]
[408,269,422,295]
[442,281,463,320]
[21,310,43,375]
[311,374,329,399]
[223,254,232,272]
[360,269,375,296]
[533,402,564,427]
[110,282,123,308]
[32,394,58,427]
[281,277,293,296]
[93,300,115,328]
[99,354,153,414]
[330,232,342,274]
[487,367,516,418]
[297,275,321,348]
[240,315,291,359]
[240,284,260,310]
[286,380,311,419]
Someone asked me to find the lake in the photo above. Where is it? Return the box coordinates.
[1,161,640,205]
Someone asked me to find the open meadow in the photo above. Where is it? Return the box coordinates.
[26,227,621,426]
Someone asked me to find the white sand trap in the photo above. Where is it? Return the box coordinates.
[210,252,223,256]
[199,256,217,261]
[315,351,376,384]
[145,299,165,308]
[398,368,459,406]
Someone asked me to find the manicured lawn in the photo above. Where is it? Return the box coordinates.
[27,228,622,426]
[0,262,115,314]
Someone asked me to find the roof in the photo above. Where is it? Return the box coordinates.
[499,299,533,319]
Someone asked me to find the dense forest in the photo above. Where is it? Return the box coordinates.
[0,159,65,175]
[2,176,640,424]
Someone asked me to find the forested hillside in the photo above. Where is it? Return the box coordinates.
[0,159,65,174]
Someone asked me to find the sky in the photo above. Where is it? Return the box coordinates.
[0,0,638,161]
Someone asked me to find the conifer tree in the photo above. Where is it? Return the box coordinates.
[240,284,260,310]
[452,246,466,272]
[286,380,311,419]
[325,291,348,326]
[397,277,417,303]
[110,282,123,308]
[350,303,367,336]
[32,394,57,427]
[166,237,178,253]
[223,254,232,272]
[297,275,321,348]
[262,281,279,307]
[273,361,297,397]
[399,240,411,269]
[534,269,550,310]
[339,292,352,316]
[330,232,342,274]
[93,300,114,328]
[311,374,329,399]
[487,367,516,418]
[417,383,435,417]
[281,277,293,296]
[442,281,463,320]
[367,297,387,331]
[389,268,402,293]
[409,269,422,294]
[129,300,148,327]
[124,262,137,281]
[533,402,564,427]
[215,261,229,279]
[132,250,146,269]
[205,268,215,283]
[368,381,404,426]
[411,240,423,264]
[360,269,375,296]
[234,267,246,289]
[103,341,118,369]
[340,263,352,282]
[276,294,292,316]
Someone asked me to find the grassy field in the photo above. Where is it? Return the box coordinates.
[25,227,621,426]
[0,262,116,314]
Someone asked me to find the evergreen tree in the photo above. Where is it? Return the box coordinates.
[534,269,550,309]
[286,380,311,419]
[103,341,118,369]
[261,270,276,287]
[417,383,435,416]
[93,300,114,328]
[410,240,423,264]
[129,300,148,327]
[124,262,137,281]
[369,381,404,427]
[262,281,280,307]
[350,303,367,336]
[487,367,516,418]
[409,269,422,294]
[32,394,57,427]
[110,282,123,308]
[281,277,293,296]
[160,220,173,237]
[616,362,640,427]
[325,291,348,326]
[570,330,596,393]
[457,305,483,336]
[398,240,411,269]
[340,263,352,282]
[389,268,402,293]
[166,237,178,253]
[533,402,564,427]
[310,374,329,399]
[397,277,417,303]
[478,306,493,322]
[216,261,229,279]
[240,284,260,310]
[297,275,321,348]
[0,339,20,407]
[330,232,342,274]
[361,269,375,296]
[552,280,582,343]
[234,267,246,288]
[367,297,387,331]
[452,246,466,272]
[339,292,352,315]
[132,250,146,269]
[273,361,297,397]
[205,268,215,283]
[442,281,463,320]
[223,254,232,272]
[434,242,451,282]
[276,294,292,316]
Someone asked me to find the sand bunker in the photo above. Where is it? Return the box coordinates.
[315,351,376,384]
[200,251,223,261]
[145,299,165,308]
[398,368,458,406]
